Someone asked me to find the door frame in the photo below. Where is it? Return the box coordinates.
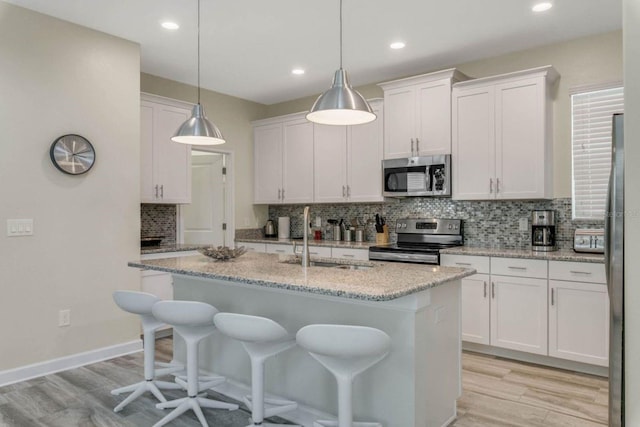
[177,148,235,247]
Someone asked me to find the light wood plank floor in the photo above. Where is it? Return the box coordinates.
[0,338,608,426]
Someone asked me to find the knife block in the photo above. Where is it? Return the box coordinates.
[376,225,389,244]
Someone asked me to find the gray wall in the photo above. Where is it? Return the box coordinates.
[0,3,140,369]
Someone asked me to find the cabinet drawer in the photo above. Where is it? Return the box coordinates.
[308,246,332,257]
[491,257,547,279]
[549,261,606,284]
[440,254,490,274]
[266,243,294,255]
[331,247,369,261]
[240,242,266,253]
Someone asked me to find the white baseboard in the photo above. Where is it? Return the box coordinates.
[0,340,143,387]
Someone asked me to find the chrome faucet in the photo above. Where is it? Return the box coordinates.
[301,206,310,267]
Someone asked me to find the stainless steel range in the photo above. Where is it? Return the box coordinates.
[368,218,463,264]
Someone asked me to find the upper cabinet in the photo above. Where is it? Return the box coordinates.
[314,100,384,203]
[141,94,192,204]
[452,66,559,200]
[253,114,314,204]
[379,69,469,159]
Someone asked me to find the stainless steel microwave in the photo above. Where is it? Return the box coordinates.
[382,155,451,197]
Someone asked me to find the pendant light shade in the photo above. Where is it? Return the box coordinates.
[306,0,376,126]
[171,0,225,145]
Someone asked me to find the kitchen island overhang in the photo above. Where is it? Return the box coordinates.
[129,252,475,427]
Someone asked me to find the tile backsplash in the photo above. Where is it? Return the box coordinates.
[268,198,603,250]
[141,204,177,245]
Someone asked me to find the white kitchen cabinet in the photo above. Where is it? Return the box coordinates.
[266,243,294,255]
[314,100,384,203]
[379,69,468,159]
[548,261,609,366]
[452,66,558,200]
[253,114,314,204]
[141,94,192,204]
[330,247,369,261]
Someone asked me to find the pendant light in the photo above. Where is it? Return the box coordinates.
[172,0,225,145]
[306,0,376,126]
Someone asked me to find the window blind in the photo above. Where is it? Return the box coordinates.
[571,86,624,220]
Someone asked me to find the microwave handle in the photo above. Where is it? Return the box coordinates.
[425,167,431,192]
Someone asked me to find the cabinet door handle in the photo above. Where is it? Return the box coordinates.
[160,185,164,198]
[570,270,592,275]
[508,266,527,270]
[411,138,415,156]
[496,178,500,193]
[455,262,472,266]
[347,185,351,197]
[155,185,159,198]
[278,189,281,200]
[483,281,487,298]
[281,188,285,200]
[310,251,318,255]
[416,138,420,153]
[342,254,355,258]
[343,185,346,197]
[275,249,285,253]
[551,288,555,306]
[489,178,493,194]
[492,282,495,299]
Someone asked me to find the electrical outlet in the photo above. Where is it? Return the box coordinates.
[519,218,528,232]
[59,309,71,327]
[7,219,33,237]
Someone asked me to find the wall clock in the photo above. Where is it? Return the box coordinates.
[49,134,96,175]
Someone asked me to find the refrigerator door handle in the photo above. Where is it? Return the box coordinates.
[605,171,612,292]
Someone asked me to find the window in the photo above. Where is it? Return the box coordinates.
[571,85,624,220]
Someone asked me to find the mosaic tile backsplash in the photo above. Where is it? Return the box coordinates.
[141,204,177,245]
[268,198,603,250]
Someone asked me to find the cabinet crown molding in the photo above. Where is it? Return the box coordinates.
[378,68,470,90]
[453,65,559,89]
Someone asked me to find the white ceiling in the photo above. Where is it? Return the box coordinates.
[4,0,622,105]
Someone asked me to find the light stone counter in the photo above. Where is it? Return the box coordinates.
[235,237,381,250]
[440,246,604,263]
[128,251,474,301]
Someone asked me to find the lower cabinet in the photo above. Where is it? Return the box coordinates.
[441,254,608,367]
[490,274,548,355]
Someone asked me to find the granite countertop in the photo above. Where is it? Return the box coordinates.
[128,252,474,301]
[141,244,209,255]
[440,246,605,263]
[235,237,381,249]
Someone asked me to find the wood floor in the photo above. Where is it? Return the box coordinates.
[0,338,608,426]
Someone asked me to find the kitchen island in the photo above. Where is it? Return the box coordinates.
[129,252,475,427]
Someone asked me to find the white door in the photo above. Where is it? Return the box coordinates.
[348,102,384,202]
[314,124,347,203]
[182,152,226,246]
[549,280,609,366]
[416,79,452,155]
[254,123,283,204]
[452,86,495,200]
[461,274,491,345]
[282,118,314,203]
[495,77,546,199]
[140,101,155,202]
[384,86,415,159]
[490,275,548,355]
[155,104,192,203]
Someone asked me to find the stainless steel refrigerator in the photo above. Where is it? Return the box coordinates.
[606,113,624,427]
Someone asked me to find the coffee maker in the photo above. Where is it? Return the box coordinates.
[531,210,557,251]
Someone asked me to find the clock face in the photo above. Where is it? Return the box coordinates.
[50,134,96,175]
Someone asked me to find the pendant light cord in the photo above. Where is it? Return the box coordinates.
[339,0,343,69]
[197,0,201,104]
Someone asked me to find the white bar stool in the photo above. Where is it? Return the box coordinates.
[151,300,239,427]
[296,324,391,427]
[214,313,299,427]
[110,291,183,412]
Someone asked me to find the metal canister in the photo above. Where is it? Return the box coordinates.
[355,229,364,242]
[333,225,342,241]
[343,229,353,242]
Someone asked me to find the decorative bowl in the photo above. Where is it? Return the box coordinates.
[198,246,247,261]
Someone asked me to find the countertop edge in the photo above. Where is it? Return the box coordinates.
[235,238,379,249]
[440,247,604,263]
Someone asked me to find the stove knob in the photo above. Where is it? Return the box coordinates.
[397,223,401,229]
[402,223,407,229]
[448,224,453,230]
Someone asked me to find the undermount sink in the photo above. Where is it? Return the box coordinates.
[309,261,372,271]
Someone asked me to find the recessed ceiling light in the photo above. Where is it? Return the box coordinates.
[532,2,552,12]
[390,42,406,50]
[291,68,305,75]
[161,21,180,30]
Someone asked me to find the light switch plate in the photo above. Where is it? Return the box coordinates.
[7,219,34,237]
[519,218,528,232]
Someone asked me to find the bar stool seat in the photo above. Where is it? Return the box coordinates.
[152,300,239,427]
[214,313,300,427]
[110,291,183,413]
[296,324,391,427]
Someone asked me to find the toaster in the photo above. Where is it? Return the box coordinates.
[573,229,605,253]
